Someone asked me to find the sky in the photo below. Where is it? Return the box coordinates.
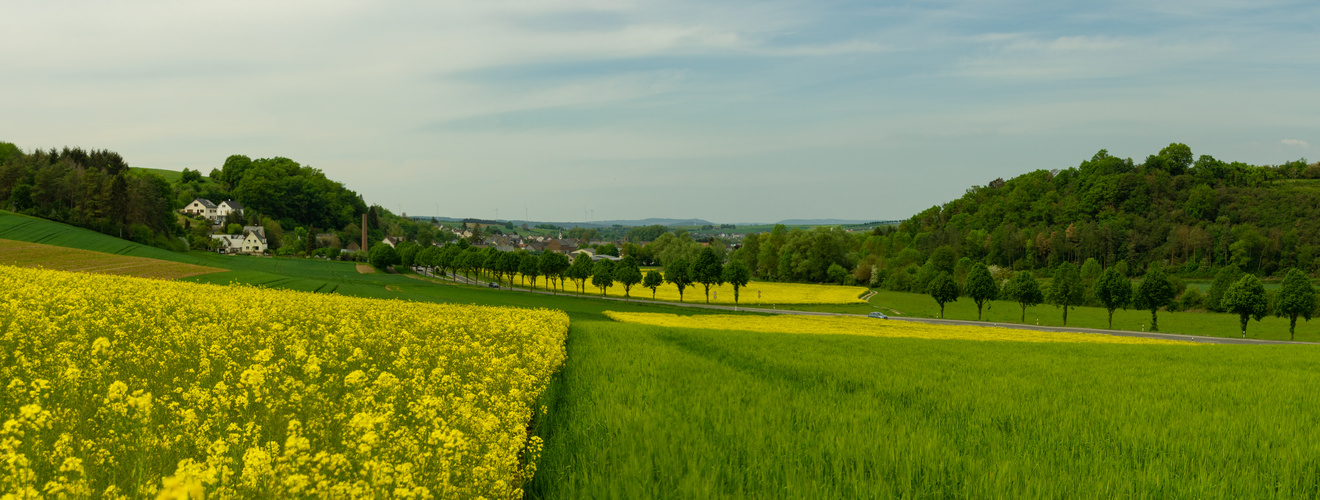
[1,0,1318,224]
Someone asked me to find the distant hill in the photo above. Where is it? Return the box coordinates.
[593,218,714,227]
[411,217,717,229]
[413,216,886,229]
[771,219,877,226]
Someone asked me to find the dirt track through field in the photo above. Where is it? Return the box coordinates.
[0,239,225,280]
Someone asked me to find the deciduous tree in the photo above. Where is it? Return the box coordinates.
[613,256,642,298]
[1273,268,1315,340]
[369,244,400,271]
[500,251,521,286]
[1002,271,1043,323]
[568,253,593,293]
[1205,265,1243,312]
[539,252,570,293]
[723,260,753,305]
[1133,267,1176,332]
[1091,268,1132,329]
[692,247,725,304]
[963,263,998,320]
[665,257,692,302]
[927,272,959,319]
[1047,262,1084,326]
[591,259,615,296]
[520,253,541,289]
[643,270,664,299]
[1223,274,1268,338]
[484,251,504,285]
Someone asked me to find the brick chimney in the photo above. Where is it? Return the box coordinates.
[362,213,368,252]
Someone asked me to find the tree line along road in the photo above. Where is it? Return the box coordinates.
[415,268,1303,346]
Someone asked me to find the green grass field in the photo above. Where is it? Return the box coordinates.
[131,167,186,182]
[528,319,1320,499]
[131,166,217,185]
[0,211,200,263]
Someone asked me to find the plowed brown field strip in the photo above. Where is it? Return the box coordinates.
[0,239,225,279]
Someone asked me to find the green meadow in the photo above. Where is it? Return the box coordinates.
[527,320,1320,499]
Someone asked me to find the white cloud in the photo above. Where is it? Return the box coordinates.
[953,34,1231,81]
[1281,139,1310,149]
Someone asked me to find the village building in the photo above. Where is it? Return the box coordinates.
[209,234,245,254]
[209,226,268,255]
[183,199,218,221]
[216,200,244,221]
[545,239,576,254]
[242,231,268,254]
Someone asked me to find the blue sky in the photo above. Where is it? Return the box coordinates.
[1,0,1316,223]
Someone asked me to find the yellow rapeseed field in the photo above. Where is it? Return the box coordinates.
[0,265,568,499]
[512,273,868,305]
[603,312,1195,345]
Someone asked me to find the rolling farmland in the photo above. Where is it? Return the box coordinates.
[5,214,1320,499]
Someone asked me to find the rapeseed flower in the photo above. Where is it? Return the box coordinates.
[0,265,568,498]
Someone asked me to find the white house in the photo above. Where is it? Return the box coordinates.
[216,200,244,220]
[183,199,218,221]
[242,231,268,254]
[210,234,244,254]
[382,236,403,248]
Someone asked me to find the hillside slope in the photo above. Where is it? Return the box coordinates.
[0,210,199,263]
[892,145,1318,279]
[0,211,407,295]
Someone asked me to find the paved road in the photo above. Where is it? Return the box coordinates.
[883,316,1302,345]
[415,269,1304,346]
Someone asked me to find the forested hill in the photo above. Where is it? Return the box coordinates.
[0,142,370,252]
[895,143,1317,278]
